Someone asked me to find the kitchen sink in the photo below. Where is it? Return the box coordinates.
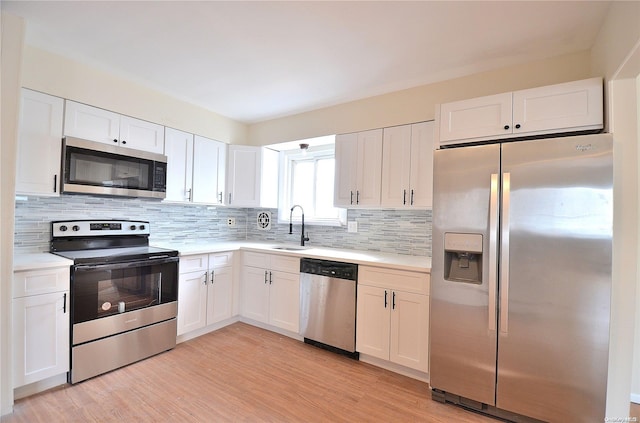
[272,246,307,251]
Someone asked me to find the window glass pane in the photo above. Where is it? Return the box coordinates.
[316,158,336,217]
[292,160,314,212]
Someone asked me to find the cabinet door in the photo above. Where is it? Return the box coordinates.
[408,121,434,208]
[16,89,64,196]
[355,285,389,360]
[207,266,233,324]
[193,136,226,204]
[164,128,194,202]
[355,129,383,206]
[177,270,208,335]
[334,133,358,207]
[268,270,300,333]
[119,116,165,154]
[389,291,429,372]
[381,125,412,207]
[439,92,512,144]
[227,146,261,207]
[241,266,270,323]
[512,77,603,136]
[64,100,120,145]
[13,291,69,387]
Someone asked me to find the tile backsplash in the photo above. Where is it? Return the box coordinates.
[14,195,431,256]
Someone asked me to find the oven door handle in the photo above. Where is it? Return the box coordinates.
[74,256,178,271]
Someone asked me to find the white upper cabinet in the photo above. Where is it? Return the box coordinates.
[64,100,164,154]
[334,129,383,207]
[381,121,434,208]
[164,128,194,202]
[226,146,278,208]
[165,129,227,205]
[438,77,603,146]
[192,135,226,204]
[15,89,64,196]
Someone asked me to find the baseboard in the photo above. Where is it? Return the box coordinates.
[13,373,67,400]
[631,392,640,404]
[358,353,429,383]
[176,316,240,344]
[238,317,303,341]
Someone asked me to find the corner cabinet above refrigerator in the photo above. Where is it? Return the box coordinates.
[430,134,613,423]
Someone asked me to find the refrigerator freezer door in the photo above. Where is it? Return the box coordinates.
[497,134,612,422]
[430,143,500,405]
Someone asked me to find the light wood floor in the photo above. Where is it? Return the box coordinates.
[3,322,497,422]
[2,322,638,422]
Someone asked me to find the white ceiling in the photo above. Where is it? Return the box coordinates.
[2,1,611,124]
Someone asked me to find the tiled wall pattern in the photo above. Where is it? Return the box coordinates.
[14,196,431,256]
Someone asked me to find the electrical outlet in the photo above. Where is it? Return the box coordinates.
[227,218,236,227]
[347,221,358,233]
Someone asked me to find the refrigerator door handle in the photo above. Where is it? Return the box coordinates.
[500,172,511,334]
[488,173,499,332]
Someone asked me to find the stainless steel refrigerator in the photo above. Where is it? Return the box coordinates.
[430,133,613,422]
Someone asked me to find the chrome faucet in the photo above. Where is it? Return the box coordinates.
[289,205,310,246]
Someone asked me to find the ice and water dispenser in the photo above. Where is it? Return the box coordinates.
[443,233,483,284]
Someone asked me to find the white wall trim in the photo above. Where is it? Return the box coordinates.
[631,393,640,405]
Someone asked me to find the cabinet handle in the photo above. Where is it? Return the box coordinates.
[122,140,127,145]
[63,293,67,313]
[203,272,208,285]
[356,190,360,204]
[53,175,57,193]
[410,189,414,205]
[392,292,396,310]
[264,270,268,284]
[384,290,388,308]
[350,191,354,205]
[229,193,232,204]
[113,139,118,143]
[269,271,273,285]
[210,270,215,284]
[515,124,521,129]
[218,192,223,203]
[186,188,192,202]
[503,125,510,130]
[403,189,406,205]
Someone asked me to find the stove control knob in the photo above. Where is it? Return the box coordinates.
[140,225,146,230]
[72,225,80,232]
[130,225,137,230]
[59,225,68,232]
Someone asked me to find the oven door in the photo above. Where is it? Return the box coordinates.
[71,256,178,345]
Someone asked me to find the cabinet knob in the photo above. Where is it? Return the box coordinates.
[504,125,510,130]
[515,124,521,129]
[122,140,127,144]
[113,139,118,143]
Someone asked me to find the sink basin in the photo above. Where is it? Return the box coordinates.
[272,246,307,251]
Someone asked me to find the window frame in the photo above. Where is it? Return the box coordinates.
[277,144,346,227]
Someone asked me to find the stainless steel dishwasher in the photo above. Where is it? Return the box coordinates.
[299,258,358,358]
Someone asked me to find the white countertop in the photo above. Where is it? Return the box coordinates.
[152,241,431,273]
[14,242,431,273]
[13,253,74,272]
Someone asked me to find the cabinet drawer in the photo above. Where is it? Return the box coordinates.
[13,267,70,298]
[243,252,269,269]
[211,251,234,268]
[358,266,429,294]
[270,255,300,273]
[179,254,209,274]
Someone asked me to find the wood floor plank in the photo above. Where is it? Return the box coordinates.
[1,322,501,422]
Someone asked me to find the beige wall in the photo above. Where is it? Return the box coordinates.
[246,51,591,146]
[0,11,24,415]
[21,46,248,145]
[591,0,640,415]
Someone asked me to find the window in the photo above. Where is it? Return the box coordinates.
[278,143,346,226]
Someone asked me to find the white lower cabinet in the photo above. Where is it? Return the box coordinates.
[177,252,234,336]
[13,266,70,388]
[356,266,430,373]
[241,252,300,333]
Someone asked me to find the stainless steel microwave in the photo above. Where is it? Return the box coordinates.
[61,137,167,199]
